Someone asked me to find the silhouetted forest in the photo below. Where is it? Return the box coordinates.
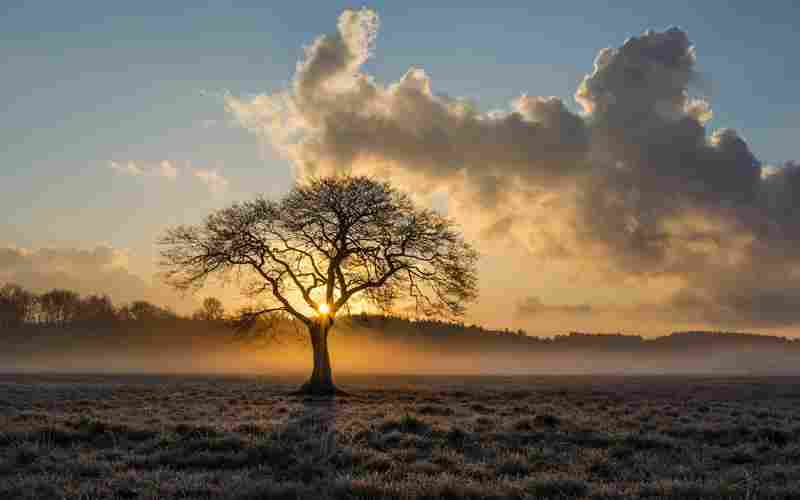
[3,283,800,374]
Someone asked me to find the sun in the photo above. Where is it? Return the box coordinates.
[318,302,330,315]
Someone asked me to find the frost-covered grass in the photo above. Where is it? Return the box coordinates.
[1,374,800,499]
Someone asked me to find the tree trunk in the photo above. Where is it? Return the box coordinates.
[298,320,338,396]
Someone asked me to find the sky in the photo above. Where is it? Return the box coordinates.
[2,1,799,335]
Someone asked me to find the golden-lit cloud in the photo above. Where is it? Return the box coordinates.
[225,9,800,330]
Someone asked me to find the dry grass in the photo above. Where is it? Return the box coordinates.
[2,374,800,499]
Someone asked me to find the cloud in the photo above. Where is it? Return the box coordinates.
[109,160,143,176]
[225,10,800,329]
[193,168,229,195]
[109,158,230,195]
[516,297,592,317]
[109,160,179,180]
[159,160,178,180]
[0,246,173,308]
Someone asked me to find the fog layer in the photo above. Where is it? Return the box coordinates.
[5,316,799,376]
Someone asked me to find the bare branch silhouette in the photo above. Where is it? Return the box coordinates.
[159,175,478,395]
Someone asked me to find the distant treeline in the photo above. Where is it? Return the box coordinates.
[2,282,797,347]
[5,283,800,375]
[349,314,800,352]
[0,283,224,329]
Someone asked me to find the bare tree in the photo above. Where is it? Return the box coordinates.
[0,284,37,328]
[159,176,479,395]
[193,297,225,321]
[127,300,175,322]
[39,289,80,326]
[76,294,117,324]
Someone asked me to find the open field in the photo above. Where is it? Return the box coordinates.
[2,374,800,499]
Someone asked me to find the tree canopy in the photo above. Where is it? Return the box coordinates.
[160,176,478,324]
[159,176,479,394]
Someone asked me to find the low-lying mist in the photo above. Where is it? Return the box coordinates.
[4,315,800,376]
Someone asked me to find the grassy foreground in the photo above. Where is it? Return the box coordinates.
[2,374,800,499]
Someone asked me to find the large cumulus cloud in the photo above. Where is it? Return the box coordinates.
[226,9,800,329]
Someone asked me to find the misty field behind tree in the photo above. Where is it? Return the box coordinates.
[4,281,800,376]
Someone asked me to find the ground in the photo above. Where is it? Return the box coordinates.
[1,374,800,499]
